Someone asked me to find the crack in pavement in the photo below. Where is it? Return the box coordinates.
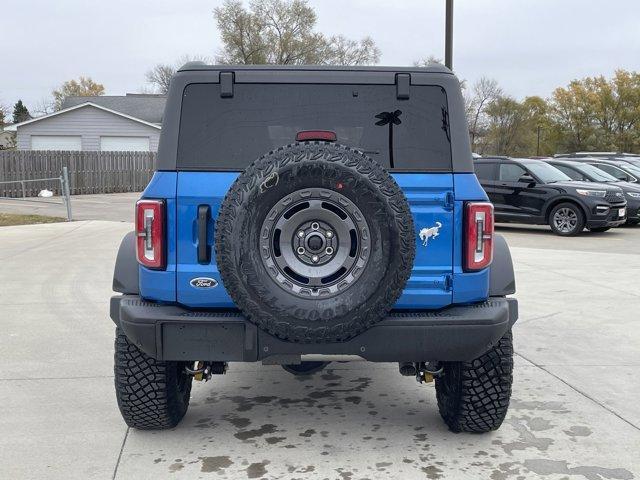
[112,427,129,480]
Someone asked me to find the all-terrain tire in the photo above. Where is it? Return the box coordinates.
[548,202,585,236]
[114,328,192,430]
[435,330,514,433]
[215,142,415,344]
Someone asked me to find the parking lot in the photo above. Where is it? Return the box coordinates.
[1,202,639,479]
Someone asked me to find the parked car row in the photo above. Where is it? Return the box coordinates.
[474,152,640,236]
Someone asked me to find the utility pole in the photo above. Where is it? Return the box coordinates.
[445,0,454,69]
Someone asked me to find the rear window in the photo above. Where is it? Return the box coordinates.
[177,83,452,171]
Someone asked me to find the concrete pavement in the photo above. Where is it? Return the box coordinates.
[0,192,139,222]
[0,221,639,479]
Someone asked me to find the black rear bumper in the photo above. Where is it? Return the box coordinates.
[110,295,518,363]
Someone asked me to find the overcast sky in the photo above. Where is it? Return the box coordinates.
[3,0,640,111]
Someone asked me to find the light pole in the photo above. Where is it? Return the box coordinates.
[445,0,454,69]
[536,125,542,156]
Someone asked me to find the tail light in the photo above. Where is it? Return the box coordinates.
[295,130,337,142]
[136,199,166,269]
[464,202,494,271]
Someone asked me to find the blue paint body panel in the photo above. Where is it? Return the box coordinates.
[392,173,454,309]
[138,172,178,302]
[452,173,491,304]
[139,171,490,310]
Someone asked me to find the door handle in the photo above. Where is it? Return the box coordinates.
[197,205,211,264]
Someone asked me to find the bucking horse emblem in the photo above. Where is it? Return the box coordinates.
[418,222,442,246]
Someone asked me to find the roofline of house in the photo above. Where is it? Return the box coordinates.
[4,102,162,131]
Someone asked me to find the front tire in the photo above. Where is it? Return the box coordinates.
[549,202,585,236]
[435,330,514,433]
[114,328,193,430]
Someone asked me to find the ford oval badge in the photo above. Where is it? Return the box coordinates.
[190,277,218,289]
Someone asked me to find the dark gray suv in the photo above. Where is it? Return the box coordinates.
[475,157,627,235]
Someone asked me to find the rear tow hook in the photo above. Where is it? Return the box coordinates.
[185,361,228,382]
[415,362,443,384]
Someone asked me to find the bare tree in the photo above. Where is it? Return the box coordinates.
[214,0,380,65]
[413,56,443,67]
[31,97,56,117]
[0,104,7,126]
[465,77,502,152]
[146,55,212,94]
[329,35,380,66]
[145,64,175,94]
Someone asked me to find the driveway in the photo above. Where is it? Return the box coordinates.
[0,192,139,222]
[0,221,639,479]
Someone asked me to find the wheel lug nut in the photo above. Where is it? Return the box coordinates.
[326,231,333,238]
[297,247,305,255]
[297,230,305,238]
[311,222,319,230]
[312,255,319,263]
[325,247,334,255]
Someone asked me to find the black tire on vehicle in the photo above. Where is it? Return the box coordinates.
[215,142,415,344]
[435,330,514,433]
[548,202,585,236]
[588,226,610,233]
[114,328,192,430]
[282,361,330,375]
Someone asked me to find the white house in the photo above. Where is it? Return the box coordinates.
[5,94,166,152]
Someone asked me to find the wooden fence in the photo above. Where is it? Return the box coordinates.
[0,150,156,197]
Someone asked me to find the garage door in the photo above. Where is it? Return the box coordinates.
[31,136,82,151]
[100,136,150,152]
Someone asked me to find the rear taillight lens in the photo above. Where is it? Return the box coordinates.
[295,130,337,142]
[464,202,494,271]
[136,199,166,269]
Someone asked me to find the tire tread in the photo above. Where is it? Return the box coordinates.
[114,328,192,430]
[435,330,514,433]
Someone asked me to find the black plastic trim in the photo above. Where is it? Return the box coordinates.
[220,71,234,98]
[396,73,410,99]
[197,205,211,264]
[112,232,139,294]
[489,234,516,296]
[110,295,517,362]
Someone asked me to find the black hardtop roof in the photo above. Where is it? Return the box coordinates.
[158,62,473,172]
[178,62,452,75]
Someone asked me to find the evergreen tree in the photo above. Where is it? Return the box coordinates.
[13,100,30,123]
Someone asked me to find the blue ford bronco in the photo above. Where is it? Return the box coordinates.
[110,64,518,433]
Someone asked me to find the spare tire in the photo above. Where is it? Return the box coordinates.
[215,142,415,343]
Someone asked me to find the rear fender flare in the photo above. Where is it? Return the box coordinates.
[489,234,515,296]
[113,232,139,294]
